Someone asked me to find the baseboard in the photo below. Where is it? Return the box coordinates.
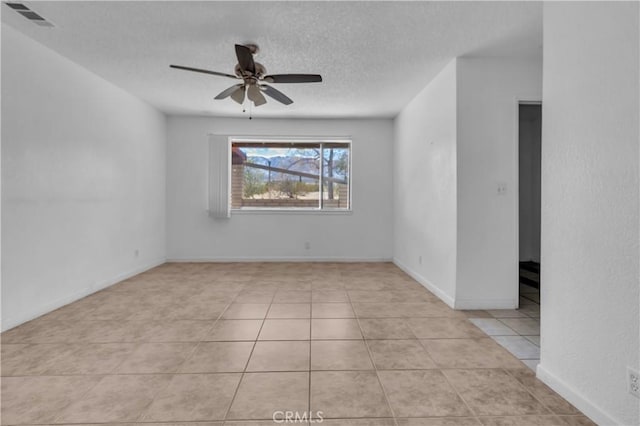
[453,298,518,310]
[166,256,393,263]
[392,257,456,308]
[537,363,620,426]
[1,257,166,332]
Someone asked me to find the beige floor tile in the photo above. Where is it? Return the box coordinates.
[143,373,241,421]
[1,375,101,424]
[277,282,312,291]
[443,369,550,416]
[407,318,485,339]
[50,343,138,375]
[55,375,171,423]
[359,318,417,339]
[3,342,137,376]
[462,310,493,318]
[310,371,392,418]
[247,341,310,372]
[367,340,436,370]
[487,309,529,318]
[320,420,395,425]
[311,340,373,370]
[507,369,581,415]
[116,343,196,373]
[267,304,311,319]
[377,369,470,417]
[234,291,276,303]
[421,338,524,368]
[206,320,263,341]
[498,318,540,335]
[131,422,223,426]
[353,303,463,318]
[225,421,307,426]
[134,320,214,342]
[40,298,100,322]
[1,320,82,344]
[311,319,362,340]
[396,418,481,426]
[344,281,392,291]
[227,372,309,420]
[311,290,349,302]
[164,301,228,320]
[479,416,568,426]
[273,290,311,303]
[557,416,598,425]
[312,303,355,318]
[222,304,270,319]
[348,291,396,303]
[64,321,148,343]
[0,263,591,425]
[258,319,310,340]
[180,342,253,373]
[1,343,70,376]
[311,281,346,291]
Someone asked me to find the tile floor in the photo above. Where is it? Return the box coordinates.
[1,262,593,425]
[464,283,542,371]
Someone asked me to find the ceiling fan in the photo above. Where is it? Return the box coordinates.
[170,44,322,107]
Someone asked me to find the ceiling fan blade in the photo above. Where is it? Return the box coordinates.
[260,84,293,105]
[215,84,245,100]
[230,86,246,104]
[235,44,256,74]
[170,64,238,79]
[247,85,267,107]
[263,74,322,84]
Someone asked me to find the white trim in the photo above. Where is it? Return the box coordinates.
[231,208,353,215]
[228,136,353,212]
[228,135,353,143]
[393,257,456,308]
[167,257,392,263]
[537,363,618,426]
[0,257,166,332]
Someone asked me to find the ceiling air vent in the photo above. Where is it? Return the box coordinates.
[4,2,54,27]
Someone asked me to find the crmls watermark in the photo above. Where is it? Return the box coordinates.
[272,411,324,423]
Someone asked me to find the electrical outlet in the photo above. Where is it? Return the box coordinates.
[628,367,640,398]
[418,256,423,265]
[304,242,311,250]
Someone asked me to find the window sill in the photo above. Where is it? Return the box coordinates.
[231,208,353,216]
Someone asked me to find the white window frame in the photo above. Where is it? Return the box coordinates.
[229,136,353,214]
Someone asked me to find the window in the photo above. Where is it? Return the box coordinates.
[231,139,351,211]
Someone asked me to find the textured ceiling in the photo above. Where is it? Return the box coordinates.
[1,1,542,118]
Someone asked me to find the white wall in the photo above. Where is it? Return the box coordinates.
[1,25,167,331]
[518,106,542,263]
[166,116,393,261]
[455,56,542,308]
[538,3,639,425]
[393,60,458,305]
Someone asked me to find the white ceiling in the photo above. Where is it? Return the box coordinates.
[2,1,542,118]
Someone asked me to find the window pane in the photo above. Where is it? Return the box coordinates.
[322,144,350,209]
[232,143,321,208]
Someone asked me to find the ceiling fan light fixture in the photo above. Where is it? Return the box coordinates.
[170,43,322,108]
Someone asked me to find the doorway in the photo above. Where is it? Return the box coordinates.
[518,103,542,307]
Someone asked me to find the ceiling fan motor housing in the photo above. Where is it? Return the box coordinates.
[235,62,266,79]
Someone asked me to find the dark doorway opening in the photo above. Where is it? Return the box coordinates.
[519,103,542,305]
